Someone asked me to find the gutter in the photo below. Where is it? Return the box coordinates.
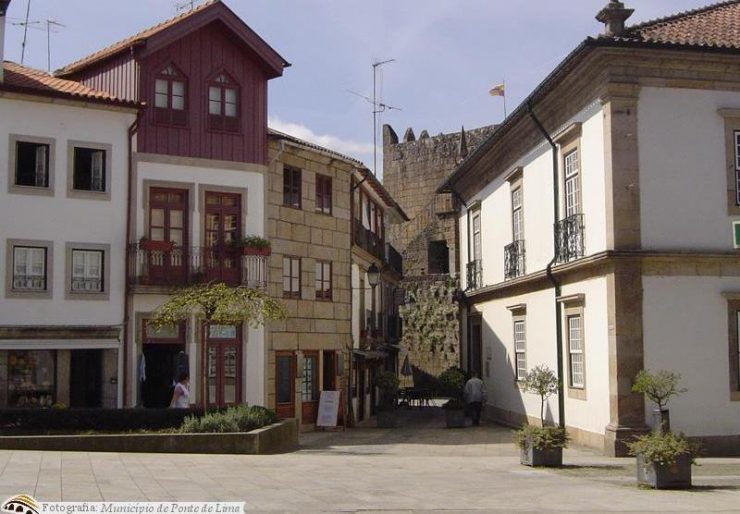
[527,101,566,429]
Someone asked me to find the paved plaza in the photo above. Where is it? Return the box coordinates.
[1,408,739,513]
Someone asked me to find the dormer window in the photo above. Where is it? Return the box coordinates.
[154,65,187,126]
[208,73,239,132]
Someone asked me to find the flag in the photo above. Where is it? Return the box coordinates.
[489,83,505,97]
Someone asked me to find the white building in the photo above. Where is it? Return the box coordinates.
[440,1,740,456]
[0,2,139,407]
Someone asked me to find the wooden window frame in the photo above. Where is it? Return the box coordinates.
[301,351,319,402]
[282,256,301,299]
[206,71,240,133]
[315,260,332,301]
[153,64,188,127]
[315,174,332,215]
[283,166,302,209]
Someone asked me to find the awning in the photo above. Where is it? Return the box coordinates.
[0,339,120,350]
[352,349,387,360]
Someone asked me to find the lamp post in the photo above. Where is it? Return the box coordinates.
[367,263,380,340]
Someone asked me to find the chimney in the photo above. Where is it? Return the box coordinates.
[596,1,634,37]
[0,0,9,83]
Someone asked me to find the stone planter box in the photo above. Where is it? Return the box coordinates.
[636,453,692,489]
[0,418,298,455]
[520,443,563,467]
[376,410,397,428]
[445,408,466,428]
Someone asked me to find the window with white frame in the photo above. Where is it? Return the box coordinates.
[564,149,580,217]
[512,186,523,242]
[15,141,50,188]
[514,319,526,381]
[13,246,47,291]
[208,73,239,132]
[472,210,482,262]
[567,314,584,388]
[154,65,187,126]
[71,249,103,293]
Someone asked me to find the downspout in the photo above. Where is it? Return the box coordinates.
[123,110,142,407]
[527,101,565,429]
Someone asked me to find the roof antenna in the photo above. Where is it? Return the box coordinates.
[14,0,38,64]
[44,19,65,72]
[175,0,196,12]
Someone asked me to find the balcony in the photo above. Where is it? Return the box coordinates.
[555,214,585,263]
[504,240,526,280]
[127,244,268,289]
[386,243,403,276]
[353,220,384,261]
[466,259,483,290]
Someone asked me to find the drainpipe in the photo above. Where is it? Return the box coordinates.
[527,101,565,429]
[122,111,142,407]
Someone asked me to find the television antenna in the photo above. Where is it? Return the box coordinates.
[175,0,197,12]
[347,58,401,176]
[11,0,37,64]
[43,19,65,71]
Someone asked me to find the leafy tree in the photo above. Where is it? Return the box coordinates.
[632,369,687,412]
[521,365,560,426]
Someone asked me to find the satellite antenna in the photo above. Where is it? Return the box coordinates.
[347,59,401,176]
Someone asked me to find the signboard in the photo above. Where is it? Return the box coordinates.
[316,390,341,427]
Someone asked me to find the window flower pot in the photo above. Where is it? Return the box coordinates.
[241,246,271,256]
[140,240,174,252]
[636,453,692,489]
[520,440,563,467]
[444,408,466,428]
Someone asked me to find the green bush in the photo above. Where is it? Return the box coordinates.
[179,405,277,433]
[377,371,400,409]
[627,432,697,466]
[438,367,466,400]
[513,425,569,450]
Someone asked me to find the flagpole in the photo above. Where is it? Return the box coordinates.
[503,80,507,119]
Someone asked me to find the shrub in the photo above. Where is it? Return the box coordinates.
[233,235,271,249]
[514,425,569,450]
[179,405,277,433]
[438,367,466,400]
[627,432,697,466]
[376,371,399,410]
[520,365,560,426]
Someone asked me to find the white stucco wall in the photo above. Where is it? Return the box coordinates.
[459,102,606,290]
[643,275,740,436]
[474,275,610,437]
[639,87,740,250]
[0,97,135,325]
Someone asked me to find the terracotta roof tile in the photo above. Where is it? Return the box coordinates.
[57,0,219,76]
[1,61,140,108]
[614,0,740,49]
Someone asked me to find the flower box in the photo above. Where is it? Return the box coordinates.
[140,240,174,252]
[636,453,692,489]
[520,440,563,467]
[241,246,271,256]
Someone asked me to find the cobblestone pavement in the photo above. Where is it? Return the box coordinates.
[1,407,739,512]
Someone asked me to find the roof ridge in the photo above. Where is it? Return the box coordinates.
[625,0,740,33]
[57,0,219,75]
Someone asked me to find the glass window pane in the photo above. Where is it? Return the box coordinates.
[155,79,168,95]
[277,356,292,404]
[170,210,184,229]
[209,86,221,102]
[151,209,165,227]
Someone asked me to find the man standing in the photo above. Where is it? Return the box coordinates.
[464,372,487,426]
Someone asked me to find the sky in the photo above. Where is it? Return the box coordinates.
[3,0,718,173]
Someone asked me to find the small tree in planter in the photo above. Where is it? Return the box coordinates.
[514,365,568,467]
[376,371,400,428]
[439,367,467,428]
[232,235,271,256]
[630,369,693,489]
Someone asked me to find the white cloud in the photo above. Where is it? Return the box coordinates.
[268,116,373,164]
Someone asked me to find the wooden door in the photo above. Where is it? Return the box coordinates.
[204,192,241,284]
[149,188,188,284]
[275,352,295,419]
[301,351,319,424]
[205,324,242,407]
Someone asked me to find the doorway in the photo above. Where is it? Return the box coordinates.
[148,187,188,284]
[142,343,183,408]
[205,324,242,407]
[323,351,336,391]
[70,349,102,408]
[275,352,295,419]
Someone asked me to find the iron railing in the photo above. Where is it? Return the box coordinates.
[466,259,483,290]
[504,240,526,279]
[127,244,267,289]
[353,220,384,261]
[555,214,585,263]
[386,243,403,275]
[12,275,46,291]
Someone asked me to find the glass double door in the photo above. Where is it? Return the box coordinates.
[204,192,241,284]
[206,325,242,407]
[148,188,188,284]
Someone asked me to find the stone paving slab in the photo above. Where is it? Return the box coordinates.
[0,408,738,512]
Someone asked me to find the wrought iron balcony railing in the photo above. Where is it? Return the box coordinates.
[353,220,384,261]
[504,240,526,279]
[555,214,585,263]
[127,244,268,289]
[466,259,483,290]
[386,243,403,276]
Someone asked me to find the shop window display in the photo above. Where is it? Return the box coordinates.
[7,350,56,407]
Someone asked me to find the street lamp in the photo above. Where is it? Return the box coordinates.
[367,263,380,338]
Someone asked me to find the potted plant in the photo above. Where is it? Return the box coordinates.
[439,367,467,428]
[376,370,399,428]
[232,235,271,256]
[515,365,568,467]
[628,431,696,489]
[139,236,174,252]
[632,369,687,435]
[630,369,693,489]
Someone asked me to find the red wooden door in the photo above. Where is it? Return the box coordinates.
[205,325,242,407]
[148,188,188,284]
[204,192,241,284]
[275,352,295,419]
[301,351,319,424]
